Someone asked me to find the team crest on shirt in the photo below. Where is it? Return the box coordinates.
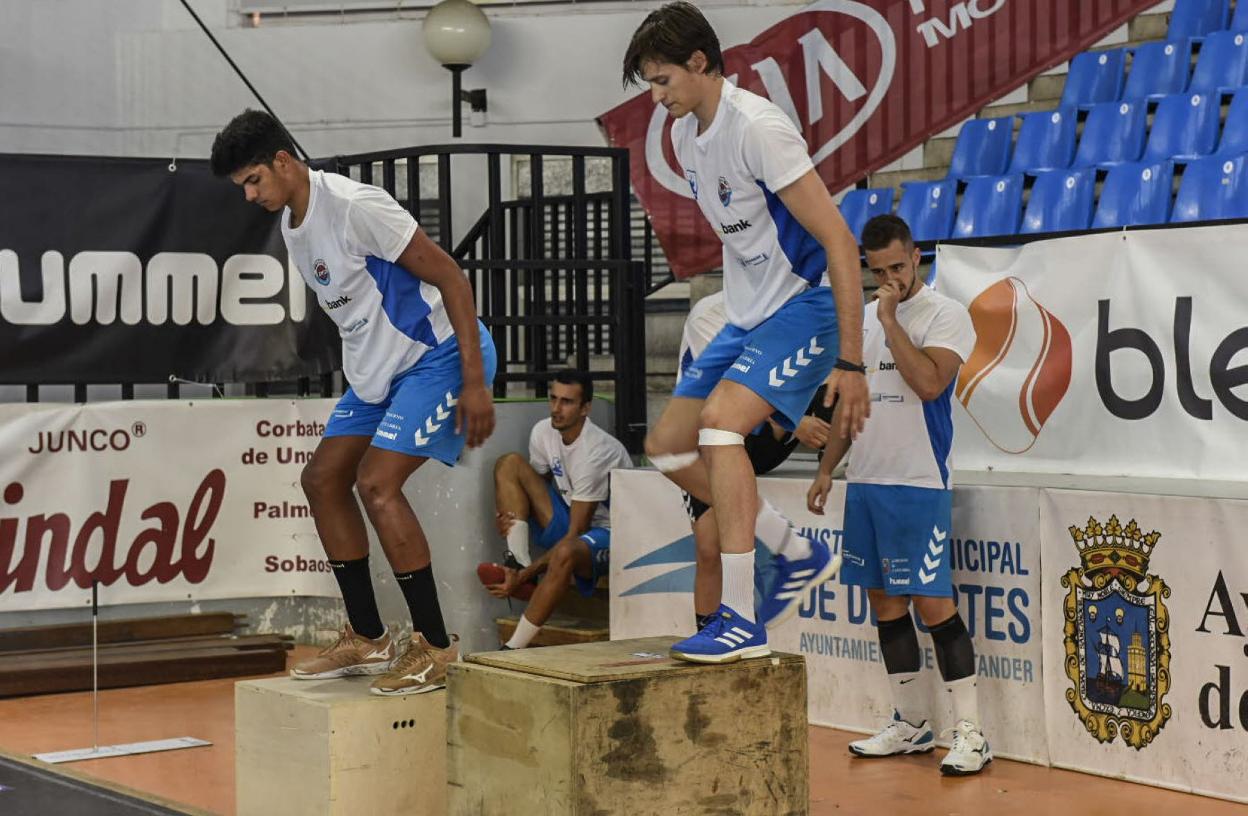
[685,170,699,200]
[718,176,733,207]
[1062,515,1172,750]
[551,457,565,478]
[313,258,331,285]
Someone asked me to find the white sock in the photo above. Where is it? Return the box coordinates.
[946,675,980,727]
[888,670,927,727]
[721,552,756,623]
[505,614,541,649]
[506,522,531,567]
[756,498,811,560]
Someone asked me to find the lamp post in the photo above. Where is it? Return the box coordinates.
[423,0,492,138]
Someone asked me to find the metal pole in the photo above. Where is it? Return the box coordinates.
[91,579,99,754]
[447,65,467,139]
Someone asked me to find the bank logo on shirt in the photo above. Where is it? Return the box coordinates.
[956,277,1072,454]
[313,258,331,285]
[717,176,733,207]
[1062,514,1171,750]
[685,170,699,200]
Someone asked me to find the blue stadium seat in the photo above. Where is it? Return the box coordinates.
[1142,92,1220,162]
[1074,101,1148,167]
[1060,49,1128,109]
[1167,0,1229,42]
[839,188,894,242]
[1008,109,1077,174]
[1232,0,1248,31]
[1122,40,1191,101]
[1172,154,1248,221]
[948,117,1014,178]
[1021,169,1096,233]
[896,179,958,242]
[1216,87,1248,154]
[1188,30,1248,94]
[1092,161,1175,227]
[953,175,1024,238]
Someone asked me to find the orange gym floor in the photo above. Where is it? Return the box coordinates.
[0,646,1240,816]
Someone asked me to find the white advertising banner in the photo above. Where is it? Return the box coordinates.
[934,225,1248,481]
[0,400,340,611]
[611,470,1048,763]
[1040,489,1248,803]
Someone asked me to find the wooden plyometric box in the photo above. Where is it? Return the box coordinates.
[447,637,807,816]
[236,676,446,816]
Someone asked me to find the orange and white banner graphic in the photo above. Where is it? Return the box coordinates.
[0,400,339,611]
[935,225,1248,481]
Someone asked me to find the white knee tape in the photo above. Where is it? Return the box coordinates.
[651,450,700,473]
[698,428,745,446]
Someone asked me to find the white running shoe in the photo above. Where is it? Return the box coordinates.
[940,720,993,776]
[848,712,935,757]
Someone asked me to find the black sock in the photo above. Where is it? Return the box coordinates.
[395,566,450,649]
[929,612,976,681]
[878,613,922,674]
[695,613,715,631]
[329,556,384,640]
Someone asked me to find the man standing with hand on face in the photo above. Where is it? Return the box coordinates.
[807,214,988,776]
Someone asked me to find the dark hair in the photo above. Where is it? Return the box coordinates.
[622,1,724,88]
[210,109,298,178]
[861,214,914,253]
[552,369,593,404]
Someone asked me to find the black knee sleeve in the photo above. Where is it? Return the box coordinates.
[878,614,922,675]
[682,491,711,523]
[929,612,976,682]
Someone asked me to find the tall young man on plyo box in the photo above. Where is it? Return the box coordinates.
[623,2,870,663]
[807,215,989,775]
[212,110,498,695]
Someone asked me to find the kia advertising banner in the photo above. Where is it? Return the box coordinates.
[935,225,1248,481]
[0,400,339,611]
[1040,489,1248,803]
[0,154,340,384]
[599,0,1156,278]
[610,470,1048,763]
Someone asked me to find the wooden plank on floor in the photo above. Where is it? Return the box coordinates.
[0,613,243,652]
[0,646,288,698]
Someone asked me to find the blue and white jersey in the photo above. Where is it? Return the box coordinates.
[847,286,977,490]
[529,417,632,530]
[282,170,454,404]
[671,81,828,331]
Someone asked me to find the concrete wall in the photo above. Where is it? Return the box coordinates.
[0,398,619,657]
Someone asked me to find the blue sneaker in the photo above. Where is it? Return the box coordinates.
[757,535,842,628]
[669,604,770,663]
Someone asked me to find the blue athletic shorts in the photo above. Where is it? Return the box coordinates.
[840,482,954,598]
[672,287,839,431]
[530,481,610,598]
[323,323,498,466]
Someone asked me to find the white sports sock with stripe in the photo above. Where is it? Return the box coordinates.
[721,551,756,623]
[756,499,812,560]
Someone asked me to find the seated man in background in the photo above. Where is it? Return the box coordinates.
[679,290,835,632]
[480,370,633,649]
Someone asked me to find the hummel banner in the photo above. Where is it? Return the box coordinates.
[0,154,340,384]
[598,0,1157,278]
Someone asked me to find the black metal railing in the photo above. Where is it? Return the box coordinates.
[333,143,648,451]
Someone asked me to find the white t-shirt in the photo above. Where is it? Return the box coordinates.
[846,286,977,490]
[677,291,727,383]
[282,170,455,403]
[529,417,632,530]
[671,81,828,331]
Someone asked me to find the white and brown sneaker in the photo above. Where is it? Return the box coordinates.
[290,624,395,680]
[369,633,460,696]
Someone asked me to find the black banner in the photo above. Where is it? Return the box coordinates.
[0,154,340,384]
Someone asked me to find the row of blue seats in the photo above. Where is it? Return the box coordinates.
[1166,0,1248,42]
[951,89,1248,177]
[1063,31,1248,109]
[841,155,1248,241]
